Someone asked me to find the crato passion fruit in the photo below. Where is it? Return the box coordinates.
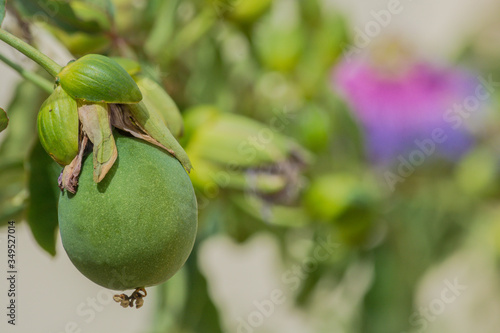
[58,132,197,301]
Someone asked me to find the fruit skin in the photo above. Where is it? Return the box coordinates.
[58,133,197,290]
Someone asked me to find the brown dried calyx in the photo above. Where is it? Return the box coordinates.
[58,102,117,193]
[113,287,147,309]
[58,101,192,194]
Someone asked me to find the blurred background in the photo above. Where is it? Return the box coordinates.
[1,0,500,332]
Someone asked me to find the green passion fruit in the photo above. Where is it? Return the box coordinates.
[58,132,197,291]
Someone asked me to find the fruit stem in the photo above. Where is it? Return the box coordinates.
[0,28,62,77]
[0,52,53,93]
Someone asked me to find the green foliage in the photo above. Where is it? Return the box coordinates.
[0,107,7,132]
[178,253,223,333]
[15,0,111,34]
[0,81,47,226]
[0,160,25,226]
[26,139,62,256]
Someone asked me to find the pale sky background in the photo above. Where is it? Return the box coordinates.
[1,0,500,332]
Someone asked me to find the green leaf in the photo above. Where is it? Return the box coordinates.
[144,0,180,58]
[15,0,109,34]
[180,252,223,332]
[0,107,8,132]
[0,81,47,161]
[0,81,47,225]
[0,161,27,226]
[0,0,5,27]
[26,139,63,256]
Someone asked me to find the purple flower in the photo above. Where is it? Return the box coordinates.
[333,58,479,163]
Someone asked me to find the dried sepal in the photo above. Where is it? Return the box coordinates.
[109,104,177,155]
[109,104,160,147]
[113,287,147,309]
[135,297,144,309]
[58,134,89,193]
[78,103,118,182]
[113,294,130,308]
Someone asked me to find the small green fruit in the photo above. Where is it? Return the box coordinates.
[58,133,197,290]
[58,54,142,104]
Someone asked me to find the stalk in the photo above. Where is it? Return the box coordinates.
[0,28,62,77]
[0,52,53,93]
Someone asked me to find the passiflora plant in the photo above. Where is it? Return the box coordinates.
[0,0,366,331]
[0,3,197,309]
[2,0,488,332]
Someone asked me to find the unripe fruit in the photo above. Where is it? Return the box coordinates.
[58,133,197,290]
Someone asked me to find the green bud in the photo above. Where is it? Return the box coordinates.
[253,3,305,72]
[110,57,142,76]
[231,195,310,227]
[109,58,184,137]
[69,1,112,32]
[229,0,272,24]
[188,156,287,194]
[135,76,184,138]
[304,174,377,222]
[304,173,379,245]
[0,108,8,133]
[291,105,331,152]
[37,86,79,165]
[48,27,110,56]
[455,148,497,196]
[183,106,311,203]
[183,106,309,167]
[57,54,142,104]
[181,106,219,145]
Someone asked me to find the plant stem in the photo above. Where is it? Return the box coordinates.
[0,28,62,77]
[0,53,53,93]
